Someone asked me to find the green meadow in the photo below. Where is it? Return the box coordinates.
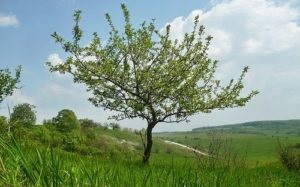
[0,120,299,186]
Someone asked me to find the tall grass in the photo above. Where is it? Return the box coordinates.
[0,137,299,186]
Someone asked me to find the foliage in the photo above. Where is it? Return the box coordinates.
[109,122,121,130]
[155,127,300,165]
[85,128,96,140]
[278,142,300,172]
[0,66,21,103]
[195,131,246,171]
[0,116,7,134]
[79,118,99,130]
[62,131,85,152]
[52,109,80,132]
[25,126,52,145]
[0,116,299,186]
[192,119,300,136]
[10,103,36,128]
[0,137,299,187]
[48,6,258,124]
[47,4,258,162]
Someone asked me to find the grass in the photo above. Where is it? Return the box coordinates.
[155,130,300,165]
[0,136,299,186]
[0,120,299,186]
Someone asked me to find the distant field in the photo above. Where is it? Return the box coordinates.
[154,120,300,165]
[192,119,300,136]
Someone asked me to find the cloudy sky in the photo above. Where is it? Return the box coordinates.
[0,0,299,132]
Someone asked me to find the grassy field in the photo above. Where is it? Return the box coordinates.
[155,131,299,165]
[0,137,299,186]
[155,120,300,165]
[0,120,299,186]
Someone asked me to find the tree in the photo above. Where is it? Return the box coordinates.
[0,66,21,104]
[10,103,36,128]
[53,109,80,132]
[10,103,36,127]
[79,118,98,130]
[47,5,258,163]
[109,122,121,131]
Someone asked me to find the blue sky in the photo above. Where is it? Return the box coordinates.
[0,0,299,132]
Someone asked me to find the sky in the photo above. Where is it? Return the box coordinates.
[0,0,299,132]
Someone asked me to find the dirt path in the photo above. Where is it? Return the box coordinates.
[164,140,209,156]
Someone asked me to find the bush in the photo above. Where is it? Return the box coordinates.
[77,145,103,156]
[0,116,7,134]
[47,130,64,147]
[278,142,300,172]
[10,103,36,128]
[79,118,98,130]
[85,128,96,140]
[23,126,49,144]
[195,131,246,171]
[52,109,80,132]
[32,126,52,144]
[62,131,85,152]
[110,122,121,131]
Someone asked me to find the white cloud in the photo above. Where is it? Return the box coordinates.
[47,53,71,77]
[167,0,300,57]
[0,14,19,27]
[0,90,34,117]
[160,0,300,130]
[162,10,203,41]
[34,80,117,126]
[244,39,263,54]
[47,52,96,72]
[47,53,63,65]
[42,0,300,131]
[207,29,232,58]
[5,90,36,106]
[19,0,299,131]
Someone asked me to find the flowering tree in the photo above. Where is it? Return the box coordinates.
[48,5,258,163]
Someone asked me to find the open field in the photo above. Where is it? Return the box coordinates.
[155,120,300,165]
[0,137,299,186]
[0,120,299,186]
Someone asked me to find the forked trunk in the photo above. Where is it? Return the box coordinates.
[142,122,156,163]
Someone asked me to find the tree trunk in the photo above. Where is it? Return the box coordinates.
[142,122,155,163]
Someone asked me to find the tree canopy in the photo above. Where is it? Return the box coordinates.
[53,109,80,132]
[47,4,258,163]
[10,103,36,128]
[0,66,21,104]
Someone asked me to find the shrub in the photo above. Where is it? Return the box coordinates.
[32,126,52,144]
[0,116,7,134]
[278,142,300,172]
[79,118,98,130]
[110,122,121,131]
[62,131,85,152]
[10,103,36,127]
[52,109,80,132]
[86,128,96,140]
[77,145,103,156]
[195,131,246,171]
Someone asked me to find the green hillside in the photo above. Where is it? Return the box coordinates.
[192,119,300,136]
[0,119,299,186]
[155,120,300,165]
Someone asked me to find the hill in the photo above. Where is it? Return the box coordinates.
[192,119,300,136]
[0,119,299,186]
